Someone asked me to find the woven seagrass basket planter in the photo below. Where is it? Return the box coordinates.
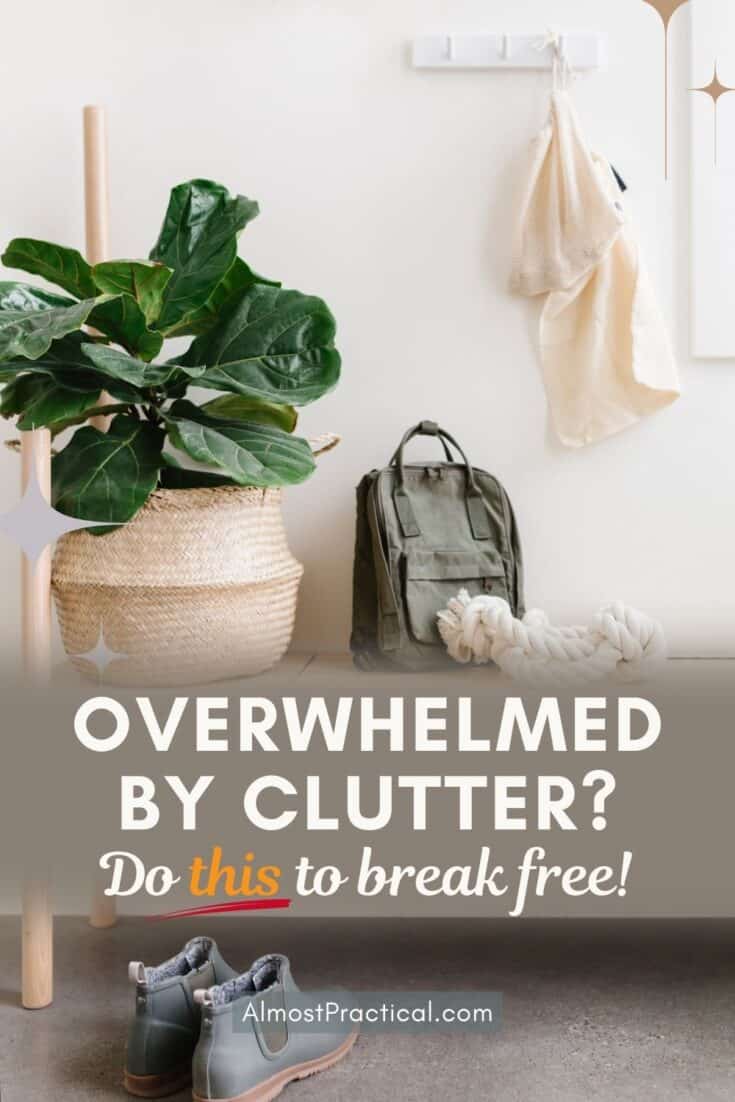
[51,485,303,687]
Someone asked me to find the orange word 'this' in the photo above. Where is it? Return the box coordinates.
[189,847,281,898]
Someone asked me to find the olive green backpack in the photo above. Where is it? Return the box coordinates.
[351,421,525,671]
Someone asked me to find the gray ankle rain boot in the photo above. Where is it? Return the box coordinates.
[192,954,357,1102]
[124,936,239,1098]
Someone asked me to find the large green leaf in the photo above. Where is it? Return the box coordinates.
[81,342,205,389]
[0,283,80,378]
[0,298,97,362]
[2,238,96,299]
[0,281,76,313]
[150,180,259,330]
[0,333,142,402]
[180,284,340,406]
[166,399,315,487]
[0,371,102,430]
[52,414,164,522]
[162,258,279,338]
[80,343,152,387]
[200,393,297,432]
[88,294,163,361]
[92,260,173,327]
[158,452,234,490]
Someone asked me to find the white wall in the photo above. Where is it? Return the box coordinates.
[0,0,731,662]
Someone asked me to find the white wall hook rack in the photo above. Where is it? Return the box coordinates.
[412,32,606,71]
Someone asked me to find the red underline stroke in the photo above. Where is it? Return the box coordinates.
[146,898,292,921]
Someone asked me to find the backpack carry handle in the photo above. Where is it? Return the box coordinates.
[393,421,479,490]
[391,421,490,541]
[388,421,455,466]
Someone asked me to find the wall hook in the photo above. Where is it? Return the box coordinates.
[412,31,606,71]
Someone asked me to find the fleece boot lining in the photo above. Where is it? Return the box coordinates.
[210,955,283,1007]
[145,936,214,985]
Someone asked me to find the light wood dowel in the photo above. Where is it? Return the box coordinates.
[22,881,53,1010]
[83,104,118,930]
[83,105,110,267]
[83,105,114,432]
[20,432,52,682]
[21,433,53,1008]
[89,875,118,929]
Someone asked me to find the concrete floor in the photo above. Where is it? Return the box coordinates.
[1,918,733,1101]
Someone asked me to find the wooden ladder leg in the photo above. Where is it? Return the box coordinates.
[83,104,117,932]
[90,876,117,929]
[20,431,54,1008]
[22,881,53,1009]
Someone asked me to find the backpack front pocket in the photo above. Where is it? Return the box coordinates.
[403,548,508,646]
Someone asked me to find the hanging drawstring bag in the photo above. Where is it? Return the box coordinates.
[511,42,680,447]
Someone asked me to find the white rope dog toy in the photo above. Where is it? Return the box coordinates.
[437,592,667,686]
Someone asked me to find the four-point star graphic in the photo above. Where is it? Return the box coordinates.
[641,0,692,179]
[0,455,126,679]
[0,462,110,563]
[75,625,128,677]
[691,62,735,166]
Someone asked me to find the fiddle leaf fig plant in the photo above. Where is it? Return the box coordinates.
[0,179,340,525]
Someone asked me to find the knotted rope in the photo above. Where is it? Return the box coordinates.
[437,592,667,686]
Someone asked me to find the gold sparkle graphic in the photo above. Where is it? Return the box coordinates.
[642,0,691,178]
[690,62,735,165]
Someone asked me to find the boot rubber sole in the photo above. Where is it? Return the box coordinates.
[123,1062,192,1098]
[192,1029,358,1102]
